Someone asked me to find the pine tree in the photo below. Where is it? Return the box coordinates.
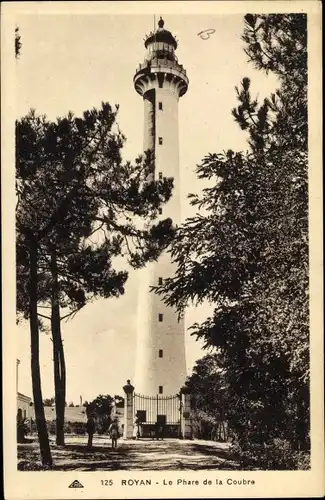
[16,103,174,459]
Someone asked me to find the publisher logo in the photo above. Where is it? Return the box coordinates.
[69,480,84,488]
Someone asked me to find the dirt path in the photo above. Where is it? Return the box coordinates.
[18,436,239,471]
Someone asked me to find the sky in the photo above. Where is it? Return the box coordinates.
[15,11,278,404]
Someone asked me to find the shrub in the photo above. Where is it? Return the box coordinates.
[96,415,111,435]
[230,437,311,470]
[70,421,86,435]
[64,422,72,434]
[17,418,30,443]
[47,420,56,435]
[18,460,47,471]
[295,451,310,470]
[30,419,87,436]
[30,419,37,433]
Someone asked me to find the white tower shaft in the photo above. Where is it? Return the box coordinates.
[134,19,188,397]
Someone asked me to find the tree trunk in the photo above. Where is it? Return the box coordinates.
[57,336,66,445]
[29,237,52,466]
[51,248,66,446]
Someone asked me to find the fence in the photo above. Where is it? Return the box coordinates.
[133,393,181,438]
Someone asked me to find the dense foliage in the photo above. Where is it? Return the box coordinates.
[155,14,309,469]
[86,394,115,434]
[43,397,55,407]
[185,354,229,441]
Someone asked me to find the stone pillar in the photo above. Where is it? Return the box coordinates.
[181,386,192,440]
[123,380,134,440]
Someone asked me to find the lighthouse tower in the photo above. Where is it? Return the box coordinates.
[134,18,188,397]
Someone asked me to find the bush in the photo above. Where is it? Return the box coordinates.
[190,409,228,442]
[30,420,37,433]
[295,451,310,470]
[17,418,30,443]
[18,460,48,471]
[70,421,86,435]
[47,420,56,435]
[30,419,86,436]
[64,422,72,434]
[96,415,111,435]
[230,437,310,470]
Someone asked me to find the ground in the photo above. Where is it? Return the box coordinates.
[18,435,239,471]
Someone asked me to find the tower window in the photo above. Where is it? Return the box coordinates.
[158,207,163,215]
[158,277,163,285]
[159,386,163,394]
[159,349,163,358]
[158,137,163,145]
[159,102,163,110]
[159,172,163,180]
[158,313,163,322]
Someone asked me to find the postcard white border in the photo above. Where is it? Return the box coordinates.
[2,2,323,499]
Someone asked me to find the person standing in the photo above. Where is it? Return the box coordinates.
[155,421,163,440]
[160,422,165,440]
[86,413,96,449]
[109,418,119,450]
[134,416,140,439]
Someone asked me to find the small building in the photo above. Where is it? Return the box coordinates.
[17,392,32,420]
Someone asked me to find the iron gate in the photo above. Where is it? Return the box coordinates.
[133,393,182,438]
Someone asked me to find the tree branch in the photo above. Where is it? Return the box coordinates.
[60,306,84,322]
[37,312,51,320]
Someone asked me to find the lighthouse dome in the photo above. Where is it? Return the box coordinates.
[144,17,178,49]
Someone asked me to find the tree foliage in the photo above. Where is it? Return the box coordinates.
[155,14,308,469]
[43,397,55,407]
[86,394,115,434]
[87,394,114,415]
[185,354,229,441]
[16,104,174,305]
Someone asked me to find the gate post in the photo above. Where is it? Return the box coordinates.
[181,386,192,440]
[123,380,134,440]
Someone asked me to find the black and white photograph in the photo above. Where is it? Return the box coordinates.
[2,1,323,499]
